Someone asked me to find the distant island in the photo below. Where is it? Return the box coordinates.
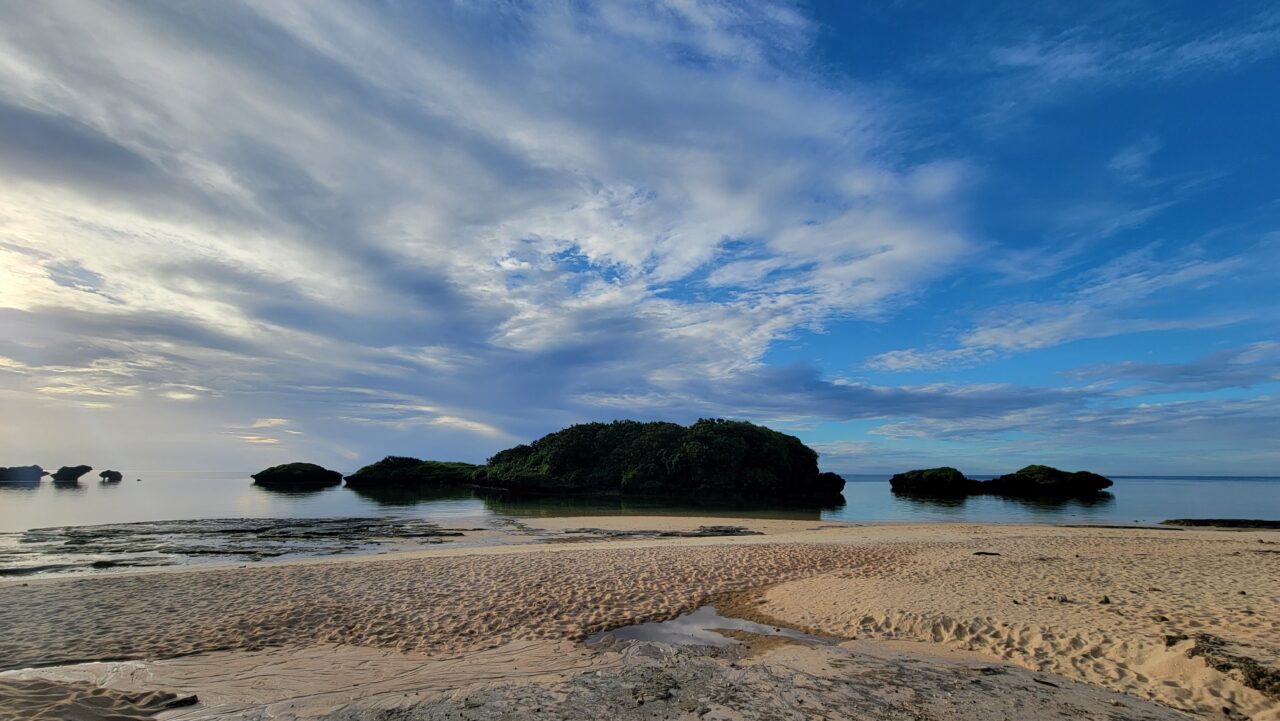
[889,465,1113,498]
[259,419,846,503]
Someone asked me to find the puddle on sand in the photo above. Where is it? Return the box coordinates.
[587,606,830,648]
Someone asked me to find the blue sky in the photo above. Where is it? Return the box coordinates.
[0,1,1276,475]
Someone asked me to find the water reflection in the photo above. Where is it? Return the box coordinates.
[478,491,841,520]
[251,483,345,498]
[50,479,86,494]
[347,484,477,507]
[890,492,968,514]
[0,479,42,491]
[339,484,843,519]
[890,490,1116,516]
[4,473,1278,536]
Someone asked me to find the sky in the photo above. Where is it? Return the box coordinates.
[0,1,1277,476]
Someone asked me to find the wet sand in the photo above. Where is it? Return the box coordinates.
[0,520,1276,720]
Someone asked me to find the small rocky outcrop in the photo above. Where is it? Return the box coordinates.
[1162,519,1280,530]
[99,470,124,482]
[890,464,1112,499]
[985,465,1113,496]
[815,472,847,498]
[251,462,342,487]
[889,467,973,495]
[344,456,480,487]
[50,465,93,482]
[0,465,47,482]
[561,525,764,539]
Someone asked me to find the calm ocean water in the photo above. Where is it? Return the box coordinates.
[2,472,1278,534]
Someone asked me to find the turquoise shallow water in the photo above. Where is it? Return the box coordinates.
[2,472,1278,533]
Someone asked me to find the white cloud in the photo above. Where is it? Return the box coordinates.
[230,434,281,445]
[1108,137,1161,183]
[0,1,980,467]
[868,246,1249,371]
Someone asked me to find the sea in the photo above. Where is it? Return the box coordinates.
[3,472,1278,577]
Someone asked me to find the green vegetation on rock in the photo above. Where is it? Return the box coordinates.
[473,419,844,501]
[251,462,342,487]
[890,464,1112,498]
[344,457,480,487]
[986,465,1112,495]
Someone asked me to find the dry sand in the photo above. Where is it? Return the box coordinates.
[748,524,1280,720]
[0,519,1276,720]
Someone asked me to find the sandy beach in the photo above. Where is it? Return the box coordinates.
[1,520,1277,720]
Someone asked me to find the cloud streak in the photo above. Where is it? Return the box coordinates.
[0,1,1275,474]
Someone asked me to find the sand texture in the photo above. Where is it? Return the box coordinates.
[0,677,194,721]
[1,520,1276,720]
[753,525,1280,720]
[0,540,897,670]
[1,641,609,720]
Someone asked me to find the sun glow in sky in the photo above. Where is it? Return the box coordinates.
[1,1,1277,474]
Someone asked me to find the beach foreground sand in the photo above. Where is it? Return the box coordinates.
[0,520,1276,720]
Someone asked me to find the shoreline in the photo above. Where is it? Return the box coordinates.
[9,514,1267,586]
[0,519,1276,720]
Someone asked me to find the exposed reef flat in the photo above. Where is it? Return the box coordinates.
[5,628,1194,720]
[558,524,764,540]
[0,517,470,577]
[1163,519,1280,529]
[327,635,1193,721]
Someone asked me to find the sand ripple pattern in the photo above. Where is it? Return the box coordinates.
[754,528,1280,721]
[0,543,896,672]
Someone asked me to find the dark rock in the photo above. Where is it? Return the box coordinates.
[972,551,1001,556]
[50,465,93,482]
[251,462,342,487]
[360,632,1193,721]
[475,419,845,502]
[814,472,846,498]
[891,464,1112,500]
[1181,634,1280,700]
[560,525,765,539]
[344,456,480,487]
[1162,519,1280,529]
[11,517,468,577]
[99,470,123,482]
[0,465,47,482]
[889,467,974,495]
[984,465,1113,496]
